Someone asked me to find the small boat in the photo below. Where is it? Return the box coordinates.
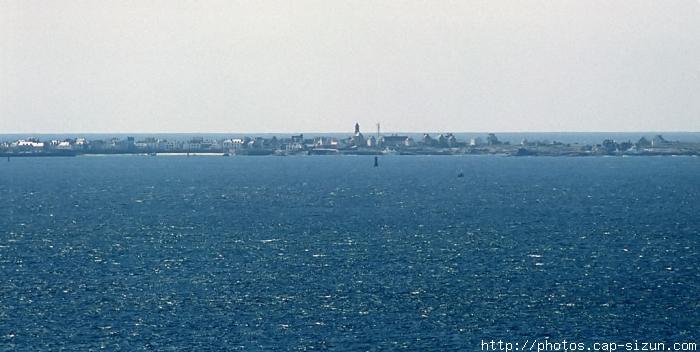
[308,148,338,155]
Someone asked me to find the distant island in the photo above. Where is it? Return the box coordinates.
[2,123,699,157]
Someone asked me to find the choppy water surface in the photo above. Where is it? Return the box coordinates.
[1,156,699,350]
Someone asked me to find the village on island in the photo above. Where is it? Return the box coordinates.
[2,123,699,157]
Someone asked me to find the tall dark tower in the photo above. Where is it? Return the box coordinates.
[355,123,360,134]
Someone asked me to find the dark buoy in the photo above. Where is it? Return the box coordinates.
[374,156,379,167]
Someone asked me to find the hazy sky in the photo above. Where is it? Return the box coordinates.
[1,1,699,133]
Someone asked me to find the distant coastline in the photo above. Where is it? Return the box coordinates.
[2,124,700,157]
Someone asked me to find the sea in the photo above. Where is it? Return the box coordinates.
[1,155,698,350]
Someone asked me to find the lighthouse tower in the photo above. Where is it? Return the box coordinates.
[352,122,365,147]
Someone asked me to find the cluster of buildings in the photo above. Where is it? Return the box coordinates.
[1,124,698,157]
[0,123,503,156]
[514,134,699,156]
[1,136,220,155]
[295,123,474,154]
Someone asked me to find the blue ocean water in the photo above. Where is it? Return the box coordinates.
[1,155,698,350]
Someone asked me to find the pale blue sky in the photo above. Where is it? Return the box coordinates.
[1,1,699,133]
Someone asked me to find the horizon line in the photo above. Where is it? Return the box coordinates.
[2,130,699,135]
